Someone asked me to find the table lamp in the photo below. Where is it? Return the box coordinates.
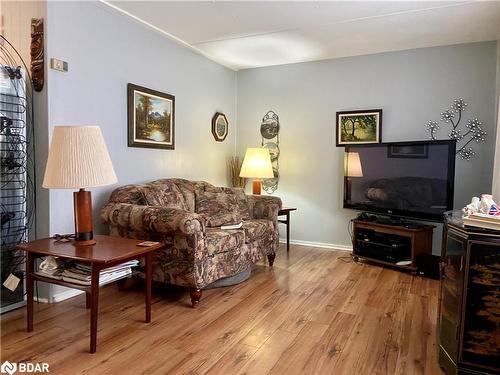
[345,151,363,202]
[43,126,117,245]
[239,147,274,195]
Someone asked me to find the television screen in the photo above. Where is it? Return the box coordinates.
[343,140,456,221]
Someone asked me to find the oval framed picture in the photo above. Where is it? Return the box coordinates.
[212,112,228,142]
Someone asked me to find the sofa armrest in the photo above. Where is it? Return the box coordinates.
[247,195,282,222]
[101,203,205,236]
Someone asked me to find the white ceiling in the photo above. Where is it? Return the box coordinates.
[104,1,500,70]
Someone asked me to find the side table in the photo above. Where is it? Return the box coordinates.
[278,207,297,252]
[17,235,162,353]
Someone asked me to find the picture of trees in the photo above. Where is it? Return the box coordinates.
[336,110,382,146]
[128,84,175,150]
[135,92,171,143]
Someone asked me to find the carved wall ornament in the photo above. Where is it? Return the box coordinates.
[425,98,487,161]
[30,18,44,92]
[260,110,280,194]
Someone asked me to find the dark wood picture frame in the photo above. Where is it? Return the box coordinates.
[127,83,175,150]
[336,109,382,147]
[211,112,228,142]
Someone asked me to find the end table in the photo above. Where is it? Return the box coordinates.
[278,207,297,252]
[18,235,162,353]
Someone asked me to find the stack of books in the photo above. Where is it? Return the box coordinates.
[36,258,139,286]
[463,213,500,231]
[62,260,139,286]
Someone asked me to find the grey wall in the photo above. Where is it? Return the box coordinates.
[42,1,236,301]
[46,1,237,237]
[237,42,498,252]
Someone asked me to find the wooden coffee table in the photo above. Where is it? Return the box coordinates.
[18,235,162,353]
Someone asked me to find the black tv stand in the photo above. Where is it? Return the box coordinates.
[352,215,435,274]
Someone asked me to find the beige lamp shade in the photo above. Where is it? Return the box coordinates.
[346,152,363,177]
[239,148,274,179]
[43,126,117,189]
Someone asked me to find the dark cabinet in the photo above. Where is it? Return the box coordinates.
[438,220,500,375]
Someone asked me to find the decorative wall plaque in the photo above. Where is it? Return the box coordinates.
[261,110,280,194]
[425,98,487,161]
[30,18,44,92]
[211,112,228,142]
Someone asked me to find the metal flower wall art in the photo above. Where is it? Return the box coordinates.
[425,99,487,161]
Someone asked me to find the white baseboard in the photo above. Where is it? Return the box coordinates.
[279,238,352,252]
[33,288,83,304]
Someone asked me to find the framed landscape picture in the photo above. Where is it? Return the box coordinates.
[336,109,382,146]
[128,83,175,150]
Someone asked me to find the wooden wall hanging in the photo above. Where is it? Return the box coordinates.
[30,18,44,92]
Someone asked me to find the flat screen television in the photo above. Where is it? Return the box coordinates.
[343,140,456,221]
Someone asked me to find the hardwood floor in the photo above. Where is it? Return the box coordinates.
[1,245,444,375]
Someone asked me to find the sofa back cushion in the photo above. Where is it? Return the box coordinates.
[109,184,146,205]
[140,180,188,210]
[204,186,251,220]
[195,190,242,227]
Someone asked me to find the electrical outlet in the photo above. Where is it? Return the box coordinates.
[50,58,68,72]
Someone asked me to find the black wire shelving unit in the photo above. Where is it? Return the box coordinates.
[1,36,36,313]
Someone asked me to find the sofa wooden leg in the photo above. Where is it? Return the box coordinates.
[268,252,276,267]
[190,288,202,308]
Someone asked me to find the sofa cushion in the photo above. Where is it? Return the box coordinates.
[141,180,187,210]
[206,228,245,256]
[205,186,251,220]
[195,190,242,227]
[241,219,274,243]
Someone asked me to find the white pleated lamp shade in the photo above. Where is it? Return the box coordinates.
[346,152,363,177]
[239,148,274,179]
[43,126,117,189]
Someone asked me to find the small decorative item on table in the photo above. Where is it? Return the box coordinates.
[211,112,228,142]
[336,109,382,146]
[127,83,175,150]
[462,194,500,231]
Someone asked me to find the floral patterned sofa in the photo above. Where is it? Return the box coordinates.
[101,178,282,307]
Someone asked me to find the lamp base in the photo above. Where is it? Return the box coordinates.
[252,180,262,195]
[73,188,96,246]
[74,239,97,246]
